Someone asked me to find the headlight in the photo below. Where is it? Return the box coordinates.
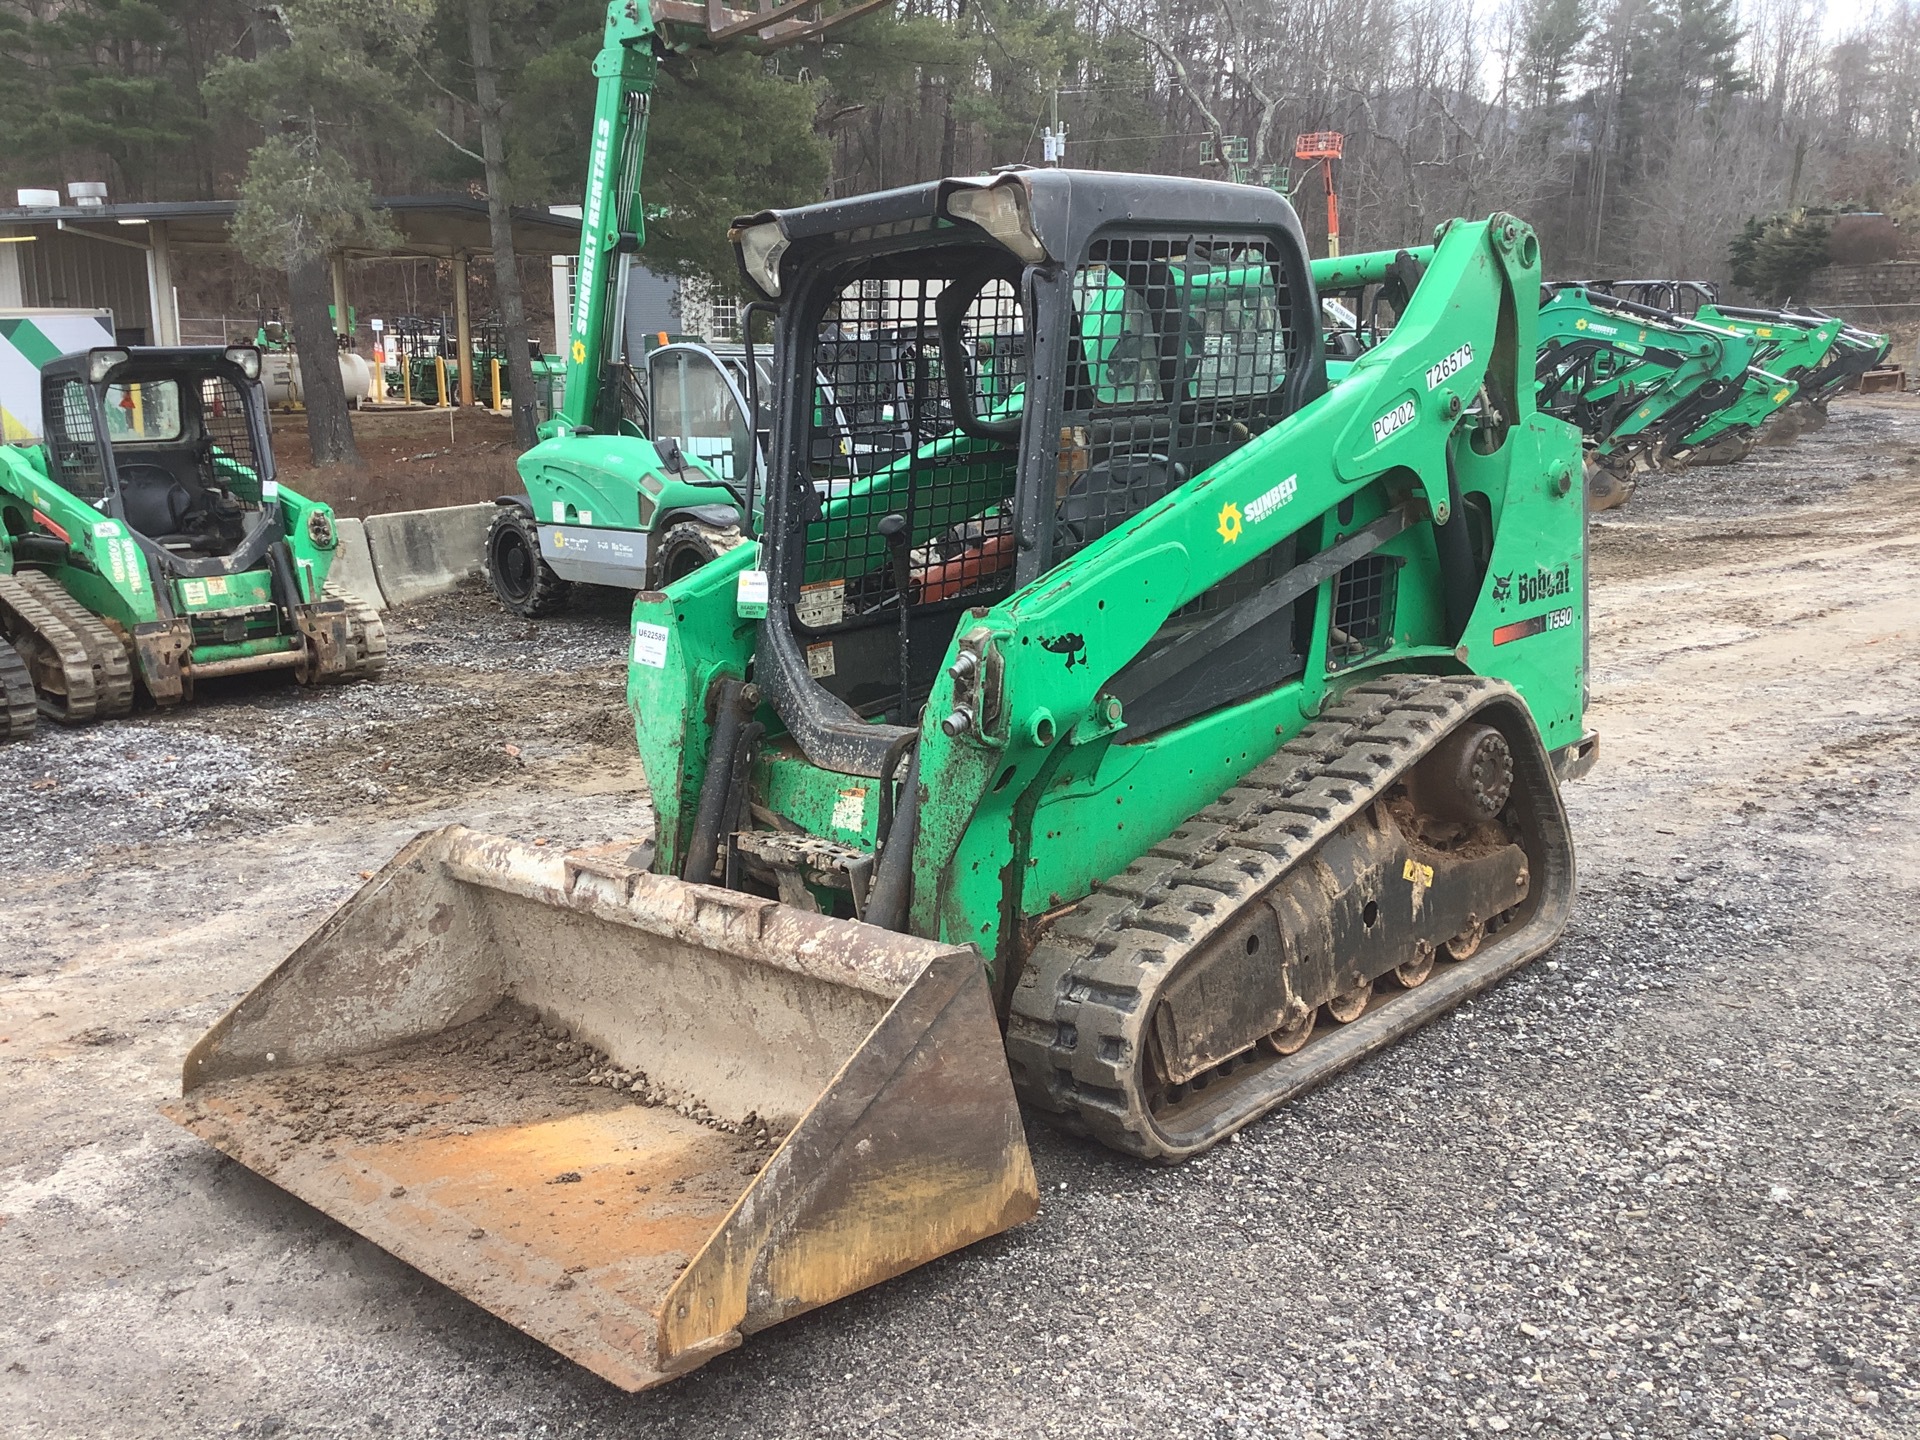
[86,348,129,384]
[944,181,1046,264]
[732,220,790,298]
[224,345,263,381]
[307,510,336,548]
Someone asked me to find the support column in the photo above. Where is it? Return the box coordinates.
[452,251,474,408]
[147,221,180,346]
[551,255,572,354]
[330,252,351,340]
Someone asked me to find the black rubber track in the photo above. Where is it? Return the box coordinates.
[0,638,34,741]
[320,581,390,683]
[1005,674,1577,1162]
[0,570,134,724]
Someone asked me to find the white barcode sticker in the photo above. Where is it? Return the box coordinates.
[806,641,836,678]
[796,580,844,628]
[632,622,670,668]
[830,789,867,833]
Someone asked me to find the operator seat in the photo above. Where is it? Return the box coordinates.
[116,450,243,553]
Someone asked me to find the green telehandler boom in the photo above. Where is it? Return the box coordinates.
[0,344,385,742]
[482,0,885,616]
[172,173,1596,1390]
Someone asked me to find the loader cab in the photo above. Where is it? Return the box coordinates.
[737,169,1322,776]
[646,342,760,491]
[39,346,279,572]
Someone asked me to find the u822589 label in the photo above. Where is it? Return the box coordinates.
[1425,343,1473,389]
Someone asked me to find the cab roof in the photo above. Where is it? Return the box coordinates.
[731,167,1308,301]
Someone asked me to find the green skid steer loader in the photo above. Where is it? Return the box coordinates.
[1533,287,1765,509]
[168,171,1596,1390]
[0,345,385,741]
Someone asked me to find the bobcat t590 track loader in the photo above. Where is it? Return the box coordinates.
[169,168,1595,1391]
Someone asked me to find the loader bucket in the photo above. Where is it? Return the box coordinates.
[164,826,1037,1391]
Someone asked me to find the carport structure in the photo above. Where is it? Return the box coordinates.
[0,196,581,406]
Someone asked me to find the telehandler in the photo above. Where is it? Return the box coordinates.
[481,0,885,617]
[169,168,1594,1390]
[0,344,384,740]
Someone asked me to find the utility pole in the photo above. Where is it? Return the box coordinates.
[1043,88,1068,166]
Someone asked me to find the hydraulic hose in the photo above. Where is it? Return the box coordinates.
[682,678,756,883]
[864,737,922,932]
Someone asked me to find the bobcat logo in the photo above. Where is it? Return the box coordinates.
[1490,572,1513,603]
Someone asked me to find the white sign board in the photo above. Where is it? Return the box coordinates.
[1,308,115,443]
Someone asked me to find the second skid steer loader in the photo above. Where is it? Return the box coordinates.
[169,169,1595,1391]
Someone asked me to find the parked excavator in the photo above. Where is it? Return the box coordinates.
[482,0,889,617]
[0,344,384,741]
[169,159,1596,1391]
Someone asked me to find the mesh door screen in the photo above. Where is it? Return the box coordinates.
[46,380,107,500]
[794,267,1025,713]
[198,375,265,495]
[1078,232,1311,736]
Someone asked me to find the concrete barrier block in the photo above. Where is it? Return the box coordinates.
[364,503,495,607]
[325,517,388,611]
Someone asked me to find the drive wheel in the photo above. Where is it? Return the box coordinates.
[486,506,571,618]
[650,520,745,589]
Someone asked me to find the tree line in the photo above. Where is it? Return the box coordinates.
[2,0,1917,458]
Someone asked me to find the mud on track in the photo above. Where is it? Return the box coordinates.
[2,399,1917,1439]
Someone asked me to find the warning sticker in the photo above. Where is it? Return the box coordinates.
[806,641,836,678]
[632,621,670,668]
[180,580,208,606]
[830,789,867,833]
[206,576,229,595]
[796,580,845,629]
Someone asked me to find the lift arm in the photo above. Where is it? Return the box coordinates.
[550,0,890,440]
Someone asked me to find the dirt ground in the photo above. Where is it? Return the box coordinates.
[2,399,1917,1438]
[272,406,525,518]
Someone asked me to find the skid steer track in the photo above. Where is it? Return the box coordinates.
[0,570,135,724]
[321,581,390,683]
[1008,675,1576,1161]
[0,636,35,740]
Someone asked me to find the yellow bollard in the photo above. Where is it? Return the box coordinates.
[402,354,412,405]
[435,356,449,408]
[490,357,502,411]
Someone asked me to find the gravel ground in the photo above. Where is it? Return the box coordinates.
[0,582,641,872]
[1,399,1916,1439]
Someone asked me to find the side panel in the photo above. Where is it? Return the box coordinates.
[627,540,758,874]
